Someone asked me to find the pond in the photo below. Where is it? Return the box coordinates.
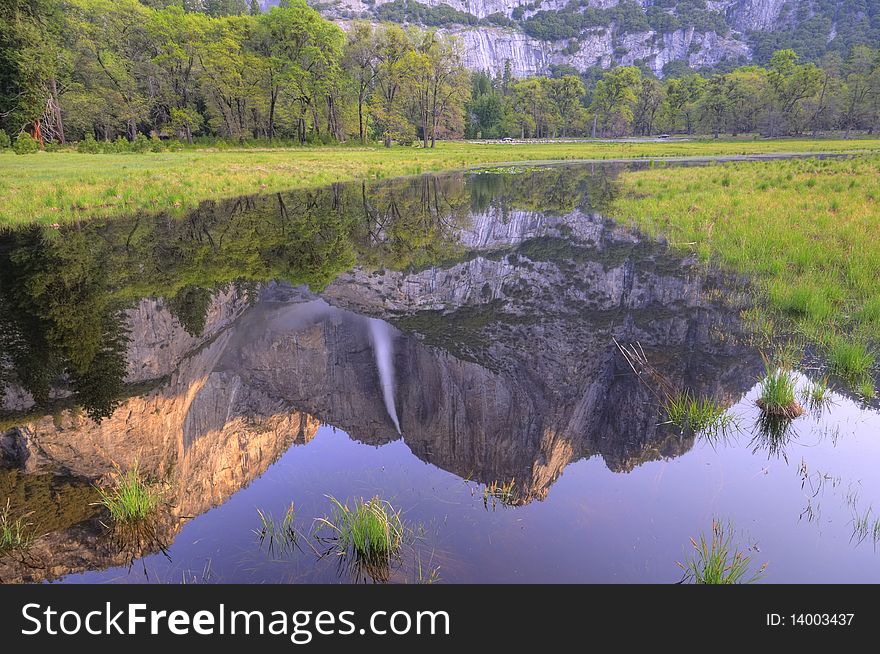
[1,161,878,583]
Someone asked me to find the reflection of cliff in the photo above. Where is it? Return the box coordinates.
[1,164,764,581]
[0,296,319,582]
[5,207,760,502]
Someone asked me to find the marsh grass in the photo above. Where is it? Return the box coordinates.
[414,551,442,584]
[315,496,405,571]
[678,520,767,584]
[96,464,162,524]
[254,503,298,558]
[850,507,880,548]
[757,364,804,419]
[825,337,876,392]
[613,157,880,389]
[800,377,833,412]
[3,139,880,227]
[482,479,518,508]
[663,391,736,437]
[0,499,34,554]
[614,339,737,440]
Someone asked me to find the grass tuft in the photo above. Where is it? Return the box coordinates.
[756,363,804,419]
[825,337,876,390]
[315,496,405,566]
[678,519,767,584]
[255,503,298,557]
[664,391,736,436]
[0,499,34,554]
[96,464,161,524]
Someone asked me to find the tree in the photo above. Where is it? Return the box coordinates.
[548,75,586,137]
[767,49,821,136]
[724,66,768,135]
[412,32,469,147]
[371,25,415,147]
[196,14,264,140]
[67,0,153,141]
[632,76,663,136]
[0,0,68,143]
[661,73,706,135]
[252,3,343,141]
[700,74,735,138]
[343,22,379,143]
[589,66,641,137]
[839,46,880,137]
[146,6,207,142]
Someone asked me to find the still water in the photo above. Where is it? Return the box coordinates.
[1,162,878,583]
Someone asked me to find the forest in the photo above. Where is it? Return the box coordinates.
[2,0,880,149]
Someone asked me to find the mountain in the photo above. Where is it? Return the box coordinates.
[258,0,880,77]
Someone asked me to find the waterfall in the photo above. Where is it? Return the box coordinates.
[368,318,402,434]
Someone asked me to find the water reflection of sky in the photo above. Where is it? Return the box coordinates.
[61,379,880,584]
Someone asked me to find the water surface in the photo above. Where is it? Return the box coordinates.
[1,162,878,583]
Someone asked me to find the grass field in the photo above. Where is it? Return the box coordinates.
[611,155,880,392]
[3,137,880,227]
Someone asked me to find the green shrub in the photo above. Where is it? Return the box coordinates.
[0,130,10,149]
[113,135,131,153]
[131,133,151,153]
[77,133,101,153]
[13,132,40,155]
[149,133,165,152]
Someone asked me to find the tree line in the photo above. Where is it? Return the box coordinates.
[1,0,469,148]
[468,48,880,139]
[2,0,880,149]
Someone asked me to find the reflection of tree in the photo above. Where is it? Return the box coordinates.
[1,163,625,423]
[352,175,470,271]
[166,286,214,338]
[0,187,362,422]
[0,227,129,421]
[465,164,621,217]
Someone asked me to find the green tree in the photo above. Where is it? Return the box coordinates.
[767,49,821,136]
[632,76,663,136]
[371,25,415,147]
[589,66,642,137]
[343,22,380,143]
[548,75,586,137]
[661,73,706,135]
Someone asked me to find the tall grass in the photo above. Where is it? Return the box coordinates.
[0,499,34,554]
[96,464,161,524]
[315,496,405,565]
[613,156,880,389]
[254,503,298,557]
[663,391,736,436]
[825,337,876,391]
[678,520,767,584]
[757,365,804,419]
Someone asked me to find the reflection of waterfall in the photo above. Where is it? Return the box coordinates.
[368,318,402,434]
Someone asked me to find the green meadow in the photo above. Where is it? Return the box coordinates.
[3,137,880,227]
[612,155,880,391]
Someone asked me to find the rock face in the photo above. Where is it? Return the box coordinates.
[451,25,750,77]
[311,0,801,76]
